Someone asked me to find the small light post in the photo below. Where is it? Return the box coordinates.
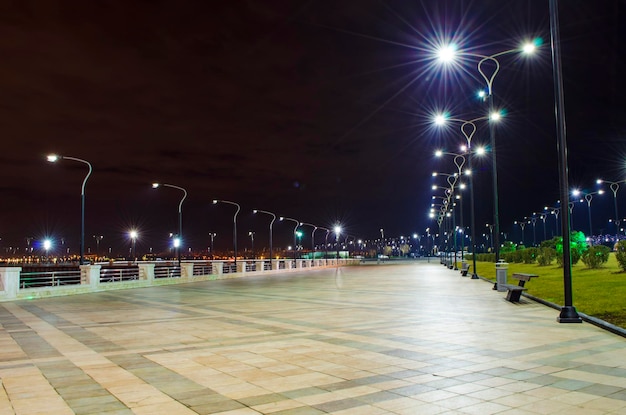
[279,217,299,261]
[334,225,342,263]
[152,183,187,266]
[572,189,604,238]
[129,230,138,262]
[208,232,217,260]
[253,209,276,265]
[47,154,92,265]
[596,179,624,236]
[248,231,255,259]
[213,200,240,266]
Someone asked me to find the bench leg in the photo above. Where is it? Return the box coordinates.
[506,290,522,302]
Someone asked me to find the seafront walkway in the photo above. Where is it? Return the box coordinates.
[0,262,625,414]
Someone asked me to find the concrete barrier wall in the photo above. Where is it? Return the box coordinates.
[0,258,357,301]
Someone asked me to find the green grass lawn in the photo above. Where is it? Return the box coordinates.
[468,254,626,327]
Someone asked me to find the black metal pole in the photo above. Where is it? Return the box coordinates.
[468,153,479,279]
[488,94,501,264]
[550,0,581,323]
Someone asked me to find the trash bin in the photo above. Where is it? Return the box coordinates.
[495,260,508,292]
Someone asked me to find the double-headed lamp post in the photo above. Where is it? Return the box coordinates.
[253,209,276,265]
[436,40,537,264]
[572,189,604,238]
[279,217,299,261]
[153,183,187,266]
[47,154,93,265]
[433,115,494,279]
[596,179,625,236]
[213,200,240,266]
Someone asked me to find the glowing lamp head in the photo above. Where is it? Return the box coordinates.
[477,90,486,99]
[572,189,581,197]
[490,111,502,121]
[173,238,181,248]
[253,209,258,214]
[475,147,486,156]
[431,185,437,190]
[43,239,52,251]
[212,200,218,204]
[334,225,341,236]
[279,216,285,221]
[437,45,456,63]
[130,230,138,239]
[596,179,603,184]
[435,150,443,157]
[432,172,438,177]
[434,114,447,125]
[152,183,160,188]
[47,154,59,162]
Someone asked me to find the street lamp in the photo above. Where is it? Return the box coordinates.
[549,0,581,322]
[318,227,330,258]
[208,232,217,260]
[213,200,240,266]
[596,179,626,236]
[300,222,318,262]
[279,217,299,261]
[43,238,52,262]
[434,115,496,278]
[334,225,342,262]
[435,40,537,265]
[253,209,276,265]
[572,189,604,238]
[248,231,255,259]
[129,230,138,262]
[152,183,187,266]
[47,154,93,265]
[93,235,103,257]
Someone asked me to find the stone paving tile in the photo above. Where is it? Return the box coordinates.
[0,263,625,415]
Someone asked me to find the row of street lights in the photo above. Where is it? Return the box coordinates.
[427,14,583,323]
[44,155,345,266]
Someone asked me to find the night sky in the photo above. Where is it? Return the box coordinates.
[1,1,625,256]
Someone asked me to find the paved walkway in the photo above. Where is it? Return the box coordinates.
[0,262,625,415]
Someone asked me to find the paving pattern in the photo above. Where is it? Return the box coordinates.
[0,262,625,414]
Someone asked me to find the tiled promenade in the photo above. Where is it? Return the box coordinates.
[1,262,626,415]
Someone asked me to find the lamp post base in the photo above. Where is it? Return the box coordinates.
[470,273,479,280]
[557,306,582,323]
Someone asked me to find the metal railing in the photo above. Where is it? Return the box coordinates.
[154,265,181,278]
[193,263,213,276]
[100,266,139,283]
[20,270,82,289]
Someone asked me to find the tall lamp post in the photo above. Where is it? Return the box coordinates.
[93,235,103,257]
[253,209,276,265]
[129,230,138,262]
[213,200,240,267]
[550,0,581,323]
[572,189,604,238]
[279,217,299,261]
[47,154,93,265]
[248,231,255,259]
[334,225,342,262]
[436,40,537,264]
[318,227,330,258]
[153,183,187,266]
[597,179,625,236]
[300,222,318,262]
[208,232,217,260]
[434,115,494,279]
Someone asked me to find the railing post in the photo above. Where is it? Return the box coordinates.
[272,260,280,270]
[236,261,246,274]
[296,259,303,269]
[80,265,101,289]
[181,262,195,278]
[138,263,155,282]
[0,267,21,299]
[255,260,265,272]
[212,261,223,275]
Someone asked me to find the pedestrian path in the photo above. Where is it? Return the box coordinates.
[0,262,625,414]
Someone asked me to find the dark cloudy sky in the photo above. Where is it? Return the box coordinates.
[1,0,625,255]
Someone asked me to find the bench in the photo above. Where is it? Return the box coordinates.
[460,262,470,276]
[503,273,539,302]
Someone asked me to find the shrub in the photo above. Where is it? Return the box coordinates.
[555,231,587,267]
[536,247,556,266]
[615,240,626,272]
[521,247,538,264]
[581,245,610,269]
